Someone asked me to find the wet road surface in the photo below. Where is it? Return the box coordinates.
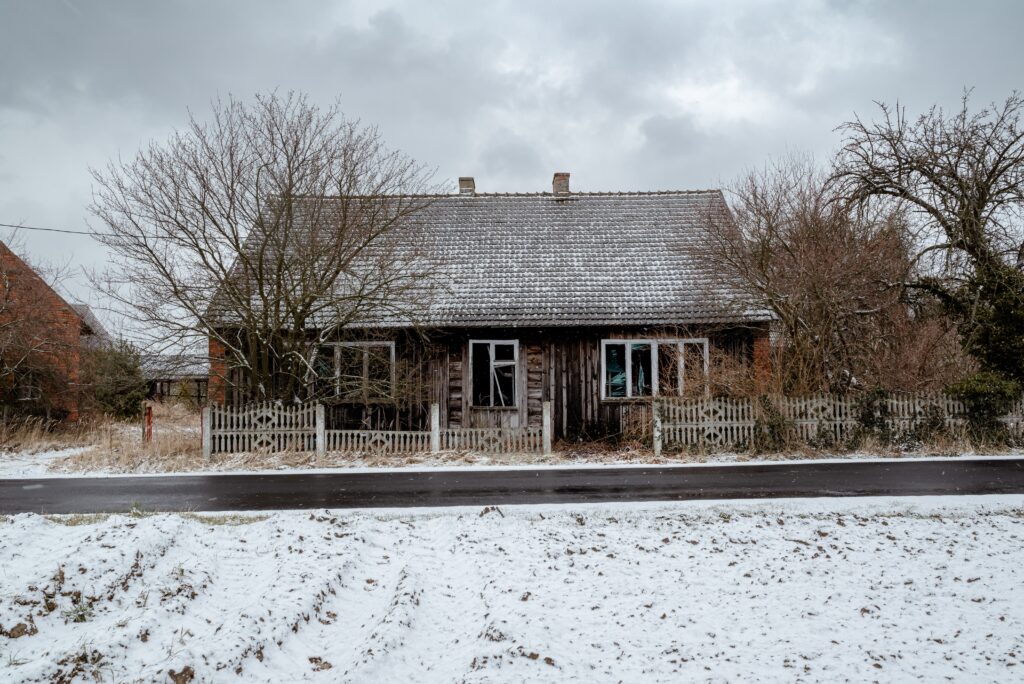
[2,458,1023,514]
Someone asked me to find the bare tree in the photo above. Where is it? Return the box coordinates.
[831,92,1024,383]
[90,92,441,402]
[695,156,967,394]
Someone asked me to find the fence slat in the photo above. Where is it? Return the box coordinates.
[207,402,545,456]
[657,392,1023,451]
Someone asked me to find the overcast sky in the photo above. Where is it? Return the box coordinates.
[0,0,1021,328]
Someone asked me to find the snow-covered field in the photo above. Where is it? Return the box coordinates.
[2,443,1020,479]
[2,497,1023,682]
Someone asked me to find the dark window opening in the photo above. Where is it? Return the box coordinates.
[682,342,708,397]
[471,341,518,407]
[657,344,681,397]
[604,343,626,398]
[631,343,653,396]
[366,346,392,399]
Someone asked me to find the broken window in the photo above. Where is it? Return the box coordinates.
[657,343,681,397]
[603,341,653,398]
[681,342,708,397]
[602,338,709,399]
[471,340,518,407]
[631,343,652,396]
[338,345,364,399]
[311,345,337,398]
[366,345,393,398]
[604,343,627,398]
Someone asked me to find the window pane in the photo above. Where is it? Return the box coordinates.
[493,364,516,406]
[367,346,392,398]
[631,343,652,396]
[471,343,491,406]
[312,346,336,398]
[493,343,515,362]
[657,343,681,397]
[314,346,334,380]
[338,346,364,399]
[604,343,626,397]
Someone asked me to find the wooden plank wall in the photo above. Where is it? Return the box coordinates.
[218,327,757,440]
[435,327,755,441]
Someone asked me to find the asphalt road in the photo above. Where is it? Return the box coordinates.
[1,458,1023,515]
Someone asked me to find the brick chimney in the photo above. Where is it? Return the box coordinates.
[552,172,570,195]
[458,176,476,194]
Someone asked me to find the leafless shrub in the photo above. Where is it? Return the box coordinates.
[694,155,969,395]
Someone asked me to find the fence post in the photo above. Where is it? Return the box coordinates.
[142,401,153,445]
[652,399,663,458]
[315,403,326,457]
[542,400,552,455]
[201,405,212,460]
[430,402,440,453]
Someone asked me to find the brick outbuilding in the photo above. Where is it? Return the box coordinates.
[0,241,100,420]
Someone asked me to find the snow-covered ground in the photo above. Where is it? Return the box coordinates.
[1,443,1020,479]
[2,496,1023,682]
[0,447,92,478]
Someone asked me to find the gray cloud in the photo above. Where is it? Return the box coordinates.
[1,0,1022,320]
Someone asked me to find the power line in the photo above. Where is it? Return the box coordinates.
[0,222,110,237]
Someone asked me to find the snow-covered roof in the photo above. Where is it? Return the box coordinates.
[402,190,769,327]
[218,188,772,329]
[71,304,111,346]
[140,354,209,381]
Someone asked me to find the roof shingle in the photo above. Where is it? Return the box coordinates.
[392,190,770,327]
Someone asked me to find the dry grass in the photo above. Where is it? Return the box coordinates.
[0,415,88,454]
[6,398,1016,476]
[41,512,269,527]
[180,512,270,526]
[40,401,204,474]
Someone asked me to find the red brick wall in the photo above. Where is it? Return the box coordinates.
[0,241,83,420]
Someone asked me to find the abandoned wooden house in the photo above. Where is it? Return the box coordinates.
[208,173,772,441]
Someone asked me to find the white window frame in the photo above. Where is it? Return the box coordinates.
[319,341,396,401]
[600,338,709,400]
[469,339,519,408]
[16,373,41,402]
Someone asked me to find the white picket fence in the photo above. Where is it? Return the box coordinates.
[204,402,318,454]
[653,393,1024,453]
[442,427,545,453]
[203,401,552,457]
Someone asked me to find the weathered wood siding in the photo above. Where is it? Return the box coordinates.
[437,326,758,439]
[231,325,762,439]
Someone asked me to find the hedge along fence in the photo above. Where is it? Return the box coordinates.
[652,393,1024,454]
[202,401,553,457]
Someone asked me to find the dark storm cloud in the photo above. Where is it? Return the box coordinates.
[0,0,1022,313]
